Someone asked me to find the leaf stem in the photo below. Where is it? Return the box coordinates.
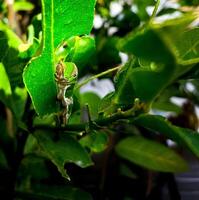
[149,0,160,23]
[75,66,121,90]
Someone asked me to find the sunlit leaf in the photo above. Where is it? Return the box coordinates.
[14,1,34,12]
[23,0,96,116]
[0,63,11,95]
[116,16,199,105]
[0,21,26,88]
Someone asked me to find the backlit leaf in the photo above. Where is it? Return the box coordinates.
[23,0,96,116]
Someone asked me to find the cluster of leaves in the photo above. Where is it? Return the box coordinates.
[0,0,199,199]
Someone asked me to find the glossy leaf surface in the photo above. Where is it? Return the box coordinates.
[0,22,25,88]
[23,0,96,116]
[115,16,199,106]
[116,136,188,172]
[134,115,199,158]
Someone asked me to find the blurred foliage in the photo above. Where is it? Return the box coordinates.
[0,0,199,200]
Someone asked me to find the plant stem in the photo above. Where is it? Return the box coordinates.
[149,0,160,24]
[34,103,145,132]
[75,66,121,90]
[5,0,21,36]
[6,0,15,28]
[5,107,14,138]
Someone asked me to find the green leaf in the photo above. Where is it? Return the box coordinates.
[157,23,199,66]
[12,87,28,119]
[14,1,34,12]
[134,114,199,158]
[53,1,96,48]
[0,63,11,95]
[80,130,109,153]
[115,136,188,172]
[151,85,182,113]
[0,87,27,120]
[19,38,40,60]
[56,36,95,73]
[80,92,101,119]
[24,134,39,155]
[178,27,199,64]
[0,21,26,88]
[0,148,8,169]
[69,36,95,73]
[152,101,181,113]
[119,15,199,66]
[34,130,93,180]
[115,43,177,104]
[115,16,199,104]
[113,59,172,105]
[18,155,50,181]
[23,0,96,116]
[119,29,175,64]
[0,63,27,120]
[96,37,121,69]
[98,92,118,116]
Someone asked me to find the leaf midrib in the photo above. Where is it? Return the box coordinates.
[117,137,186,170]
[42,0,55,67]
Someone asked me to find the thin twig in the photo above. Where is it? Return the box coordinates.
[149,0,160,24]
[75,66,121,90]
[5,107,14,138]
[85,104,92,123]
[5,0,21,35]
[6,0,15,28]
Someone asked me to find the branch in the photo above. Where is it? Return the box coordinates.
[34,99,147,132]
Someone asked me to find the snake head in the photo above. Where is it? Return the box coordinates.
[63,62,78,84]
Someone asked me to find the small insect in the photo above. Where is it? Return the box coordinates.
[54,60,77,125]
